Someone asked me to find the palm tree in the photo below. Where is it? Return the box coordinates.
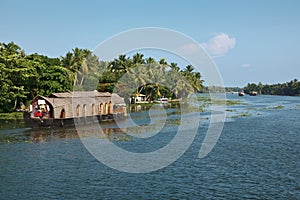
[132,53,145,65]
[61,48,92,87]
[61,52,74,71]
[110,54,132,73]
[184,65,194,73]
[170,62,180,72]
[145,57,156,64]
[159,58,168,67]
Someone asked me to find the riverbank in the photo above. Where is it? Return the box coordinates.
[0,112,25,130]
[0,112,23,120]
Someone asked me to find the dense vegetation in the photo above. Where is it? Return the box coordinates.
[208,81,300,96]
[0,42,74,112]
[243,80,300,96]
[0,42,204,112]
[99,54,204,101]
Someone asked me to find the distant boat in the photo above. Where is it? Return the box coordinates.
[249,91,258,96]
[238,91,245,96]
[157,97,168,103]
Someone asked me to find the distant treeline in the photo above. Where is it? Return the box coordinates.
[0,42,204,112]
[202,80,300,96]
[243,80,300,96]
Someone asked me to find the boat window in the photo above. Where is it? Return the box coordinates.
[108,101,112,114]
[99,103,103,114]
[103,103,107,114]
[83,104,86,117]
[92,104,95,115]
[60,109,65,118]
[76,105,80,116]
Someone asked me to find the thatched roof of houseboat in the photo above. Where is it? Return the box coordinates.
[48,91,112,98]
[111,93,126,105]
[32,91,125,107]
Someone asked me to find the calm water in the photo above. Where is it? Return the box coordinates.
[0,95,299,199]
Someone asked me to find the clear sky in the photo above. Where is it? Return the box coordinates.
[1,0,300,86]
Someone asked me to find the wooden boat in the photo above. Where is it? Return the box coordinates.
[23,91,127,128]
[157,97,169,103]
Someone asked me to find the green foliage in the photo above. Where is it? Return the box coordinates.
[0,42,205,112]
[26,53,61,66]
[244,79,300,96]
[0,42,74,112]
[39,66,74,96]
[103,53,204,101]
[0,112,23,120]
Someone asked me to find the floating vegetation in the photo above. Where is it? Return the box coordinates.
[230,112,251,118]
[262,105,285,110]
[226,109,236,112]
[108,132,131,142]
[272,105,285,109]
[181,105,205,113]
[197,96,243,106]
[245,107,257,110]
[225,100,244,106]
[167,119,181,125]
[196,96,211,102]
[240,112,251,117]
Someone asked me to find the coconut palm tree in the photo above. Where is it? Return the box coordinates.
[145,57,156,64]
[184,65,194,73]
[110,54,132,73]
[170,62,180,72]
[159,58,168,67]
[132,53,145,65]
[61,48,92,87]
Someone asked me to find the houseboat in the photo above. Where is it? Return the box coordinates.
[23,91,127,127]
[130,93,148,104]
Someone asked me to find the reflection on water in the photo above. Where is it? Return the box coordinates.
[0,124,128,144]
[0,119,25,130]
[128,102,180,113]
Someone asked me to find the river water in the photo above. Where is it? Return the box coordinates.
[0,94,299,199]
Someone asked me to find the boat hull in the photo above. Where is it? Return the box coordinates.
[23,112,125,128]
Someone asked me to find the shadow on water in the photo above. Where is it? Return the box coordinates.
[128,102,181,113]
[0,122,128,144]
[0,119,26,130]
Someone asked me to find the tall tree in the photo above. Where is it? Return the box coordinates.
[132,53,145,65]
[170,62,180,72]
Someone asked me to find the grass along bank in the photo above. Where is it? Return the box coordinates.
[0,112,23,120]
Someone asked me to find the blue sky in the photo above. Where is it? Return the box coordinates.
[1,0,300,86]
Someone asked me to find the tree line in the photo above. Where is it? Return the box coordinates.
[99,53,204,101]
[243,80,300,96]
[0,42,204,112]
[204,80,300,96]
